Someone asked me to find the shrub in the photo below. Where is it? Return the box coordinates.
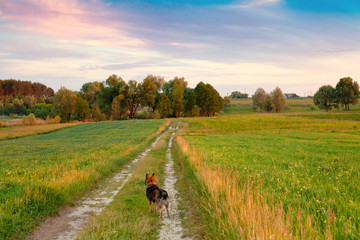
[51,115,62,124]
[137,110,149,119]
[21,115,29,126]
[28,113,36,126]
[152,110,161,119]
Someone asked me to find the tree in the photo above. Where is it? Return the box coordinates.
[97,75,125,116]
[252,88,267,111]
[52,87,77,122]
[194,82,222,117]
[223,96,231,109]
[121,79,156,119]
[157,93,172,118]
[75,94,90,121]
[33,103,53,119]
[111,95,126,120]
[263,94,273,112]
[335,77,360,110]
[313,85,338,111]
[172,77,187,117]
[271,87,285,113]
[80,81,101,106]
[184,88,196,117]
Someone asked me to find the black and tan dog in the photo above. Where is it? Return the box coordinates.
[145,173,170,218]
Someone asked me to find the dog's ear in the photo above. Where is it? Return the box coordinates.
[151,173,156,181]
[146,173,150,180]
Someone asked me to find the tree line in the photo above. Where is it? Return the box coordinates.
[313,77,359,111]
[0,75,224,122]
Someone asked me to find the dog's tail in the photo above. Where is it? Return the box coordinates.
[161,190,169,200]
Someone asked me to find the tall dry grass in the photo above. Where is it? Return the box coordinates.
[0,123,79,140]
[176,135,335,239]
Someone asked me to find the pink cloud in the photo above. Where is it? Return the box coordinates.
[0,0,144,47]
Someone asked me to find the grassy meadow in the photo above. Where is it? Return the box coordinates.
[0,120,165,239]
[178,115,360,239]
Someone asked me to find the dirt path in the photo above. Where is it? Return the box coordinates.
[27,130,168,240]
[158,126,192,240]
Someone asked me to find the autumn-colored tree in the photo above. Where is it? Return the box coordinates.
[24,95,37,109]
[157,93,172,118]
[223,96,231,109]
[53,87,77,122]
[75,94,90,121]
[252,88,266,111]
[313,85,338,111]
[271,87,285,113]
[111,95,126,120]
[335,77,360,110]
[91,104,106,122]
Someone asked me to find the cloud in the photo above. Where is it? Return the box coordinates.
[0,0,144,47]
[232,0,281,8]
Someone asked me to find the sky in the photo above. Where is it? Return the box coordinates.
[0,0,359,96]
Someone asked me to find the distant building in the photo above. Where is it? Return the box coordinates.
[284,93,300,99]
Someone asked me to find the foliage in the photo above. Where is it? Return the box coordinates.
[191,105,201,117]
[0,79,54,99]
[21,113,36,126]
[252,88,267,111]
[51,115,62,124]
[0,120,164,239]
[335,77,360,110]
[80,81,101,106]
[97,75,125,116]
[92,105,106,122]
[313,85,338,111]
[271,87,285,113]
[157,93,172,118]
[52,87,77,122]
[111,95,126,120]
[33,103,53,119]
[74,95,90,121]
[172,77,187,117]
[263,93,273,112]
[194,82,223,117]
[0,121,3,128]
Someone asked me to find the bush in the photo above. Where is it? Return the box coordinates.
[152,110,161,119]
[21,115,29,126]
[51,115,62,124]
[137,110,149,119]
[28,113,36,126]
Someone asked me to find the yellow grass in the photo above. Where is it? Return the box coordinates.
[0,123,80,140]
[176,134,335,239]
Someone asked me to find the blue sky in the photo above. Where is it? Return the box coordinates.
[0,0,359,96]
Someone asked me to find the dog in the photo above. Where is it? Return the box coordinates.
[145,173,170,218]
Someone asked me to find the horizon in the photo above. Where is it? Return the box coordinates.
[1,0,359,96]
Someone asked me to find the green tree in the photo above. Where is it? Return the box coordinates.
[184,88,195,117]
[75,94,90,121]
[271,87,285,113]
[263,94,273,112]
[53,87,77,122]
[194,82,222,117]
[157,93,172,118]
[313,85,338,111]
[335,77,360,110]
[33,103,52,119]
[252,88,266,111]
[80,81,101,106]
[121,79,156,119]
[172,77,187,117]
[97,75,125,116]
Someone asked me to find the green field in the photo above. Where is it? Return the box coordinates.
[0,120,164,239]
[179,115,360,239]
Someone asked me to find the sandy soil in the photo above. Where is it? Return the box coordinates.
[27,130,168,240]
